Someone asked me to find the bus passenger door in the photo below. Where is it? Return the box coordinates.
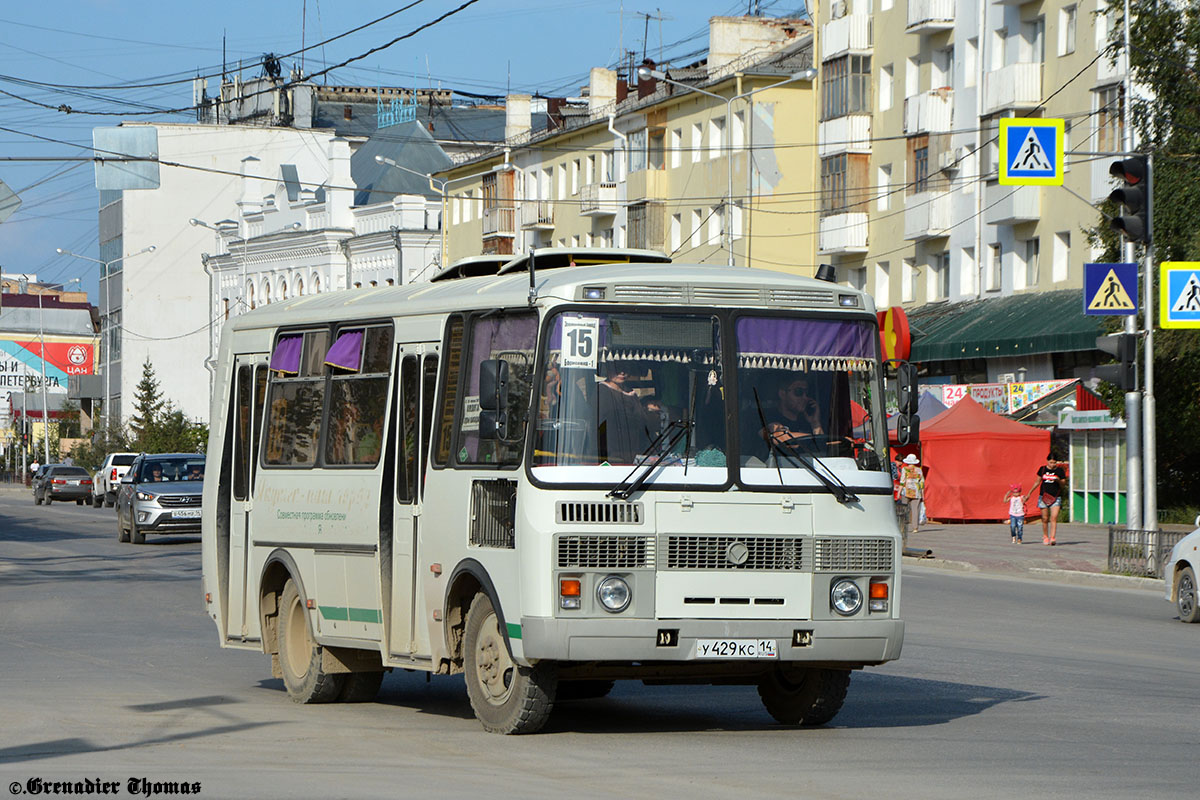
[228,357,267,641]
[389,346,437,655]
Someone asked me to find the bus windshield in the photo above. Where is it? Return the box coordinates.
[733,315,886,485]
[531,310,727,487]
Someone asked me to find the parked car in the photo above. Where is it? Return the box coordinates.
[116,453,205,545]
[92,452,137,508]
[31,463,64,504]
[1164,514,1200,624]
[34,465,93,505]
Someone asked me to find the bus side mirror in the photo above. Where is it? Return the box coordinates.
[896,413,920,446]
[479,359,510,440]
[897,361,918,416]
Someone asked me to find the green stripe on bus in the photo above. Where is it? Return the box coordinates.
[319,606,382,624]
[506,622,522,640]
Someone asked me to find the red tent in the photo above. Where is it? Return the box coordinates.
[920,396,1050,521]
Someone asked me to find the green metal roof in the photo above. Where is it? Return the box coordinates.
[909,289,1103,362]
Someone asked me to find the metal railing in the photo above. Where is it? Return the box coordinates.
[1108,527,1186,578]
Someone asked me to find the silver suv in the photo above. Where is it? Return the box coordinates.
[116,453,205,545]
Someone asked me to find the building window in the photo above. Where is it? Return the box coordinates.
[964,38,978,88]
[1024,238,1040,288]
[670,128,682,168]
[1021,17,1045,64]
[931,252,950,300]
[732,110,746,151]
[877,164,892,210]
[905,56,918,99]
[823,55,871,120]
[874,261,890,303]
[670,213,682,252]
[1096,86,1124,153]
[691,122,702,164]
[902,259,917,303]
[586,154,595,185]
[649,128,666,170]
[571,159,580,194]
[689,208,701,249]
[960,247,976,295]
[847,267,866,291]
[987,243,1002,291]
[707,205,722,247]
[628,130,647,173]
[820,153,869,216]
[879,64,893,112]
[708,116,725,159]
[912,142,930,194]
[1060,5,1077,56]
[1053,232,1070,283]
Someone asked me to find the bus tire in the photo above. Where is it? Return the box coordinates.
[337,671,385,703]
[757,667,850,726]
[463,593,556,734]
[277,579,344,703]
[557,680,615,701]
[130,519,145,545]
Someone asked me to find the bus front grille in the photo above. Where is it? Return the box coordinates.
[813,538,894,572]
[556,501,643,524]
[663,536,808,571]
[557,535,655,569]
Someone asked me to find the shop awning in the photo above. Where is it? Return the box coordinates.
[909,289,1103,362]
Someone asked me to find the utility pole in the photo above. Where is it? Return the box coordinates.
[1121,0,1141,529]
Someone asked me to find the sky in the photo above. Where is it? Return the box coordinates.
[0,0,810,304]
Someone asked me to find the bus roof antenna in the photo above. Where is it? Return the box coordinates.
[527,247,537,305]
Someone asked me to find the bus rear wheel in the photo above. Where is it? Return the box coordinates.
[277,579,345,703]
[463,593,556,734]
[757,666,850,726]
[337,670,385,702]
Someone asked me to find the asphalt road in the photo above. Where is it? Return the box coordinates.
[1,487,1196,799]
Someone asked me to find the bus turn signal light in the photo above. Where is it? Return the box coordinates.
[869,580,889,612]
[560,578,582,610]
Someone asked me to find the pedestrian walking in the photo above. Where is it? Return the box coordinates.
[898,454,925,533]
[1025,453,1067,545]
[1004,483,1026,544]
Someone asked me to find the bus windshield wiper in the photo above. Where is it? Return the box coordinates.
[607,419,692,500]
[751,389,857,505]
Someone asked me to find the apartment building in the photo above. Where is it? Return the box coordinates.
[437,17,819,274]
[816,0,1127,384]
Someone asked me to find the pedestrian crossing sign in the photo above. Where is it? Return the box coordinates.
[1160,261,1200,329]
[1084,262,1138,315]
[999,118,1064,186]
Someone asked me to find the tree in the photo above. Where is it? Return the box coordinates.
[129,357,165,447]
[1097,1,1200,507]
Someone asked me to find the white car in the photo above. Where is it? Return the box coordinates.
[1164,515,1200,624]
[91,452,137,508]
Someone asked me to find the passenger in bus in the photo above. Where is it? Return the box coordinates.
[596,360,660,464]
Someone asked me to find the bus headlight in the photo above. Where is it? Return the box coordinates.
[596,576,631,613]
[830,579,863,616]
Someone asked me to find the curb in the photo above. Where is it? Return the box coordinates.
[904,556,1161,591]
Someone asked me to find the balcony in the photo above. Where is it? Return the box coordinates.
[904,90,954,135]
[985,183,1041,225]
[519,200,554,230]
[580,182,618,216]
[482,204,516,237]
[819,213,868,254]
[821,13,872,60]
[626,168,667,204]
[1096,48,1128,86]
[903,190,953,241]
[818,115,872,157]
[906,0,955,34]
[983,62,1043,114]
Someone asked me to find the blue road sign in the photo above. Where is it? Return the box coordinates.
[1161,262,1200,329]
[999,118,1064,186]
[1084,262,1138,315]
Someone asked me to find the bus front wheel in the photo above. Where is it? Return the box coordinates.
[463,593,556,734]
[757,666,850,726]
[277,579,345,703]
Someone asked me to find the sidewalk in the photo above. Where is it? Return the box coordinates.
[903,519,1183,590]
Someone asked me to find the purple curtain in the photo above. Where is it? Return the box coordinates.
[736,318,876,359]
[269,334,303,374]
[325,330,364,371]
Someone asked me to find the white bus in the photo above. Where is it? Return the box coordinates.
[201,250,908,734]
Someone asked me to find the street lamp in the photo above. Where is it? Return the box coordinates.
[56,245,156,432]
[374,154,513,272]
[637,65,817,267]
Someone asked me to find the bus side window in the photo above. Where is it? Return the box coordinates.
[251,365,267,492]
[233,365,251,500]
[264,329,328,467]
[455,311,537,467]
[396,355,418,502]
[433,316,465,466]
[420,355,438,494]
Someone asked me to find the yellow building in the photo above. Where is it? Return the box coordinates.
[437,17,822,277]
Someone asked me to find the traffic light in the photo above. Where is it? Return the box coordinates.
[1095,332,1138,390]
[1109,156,1149,244]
